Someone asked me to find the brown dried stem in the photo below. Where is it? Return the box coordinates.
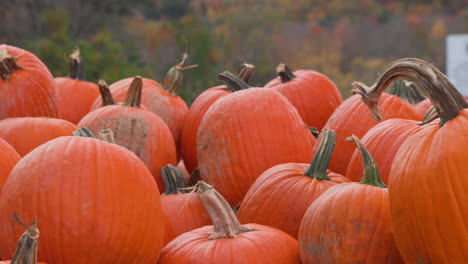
[98,79,115,106]
[123,76,143,108]
[0,48,22,81]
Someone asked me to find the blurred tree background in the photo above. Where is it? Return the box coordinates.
[1,0,467,103]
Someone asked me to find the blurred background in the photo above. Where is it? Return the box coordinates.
[2,0,467,103]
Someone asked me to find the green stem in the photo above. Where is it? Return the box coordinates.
[123,77,143,108]
[346,135,386,188]
[304,129,335,180]
[218,71,250,92]
[276,63,296,83]
[194,181,252,239]
[161,53,198,95]
[11,212,39,264]
[387,79,426,104]
[97,79,115,106]
[351,58,467,125]
[162,165,189,195]
[307,126,319,138]
[72,127,96,138]
[0,48,23,81]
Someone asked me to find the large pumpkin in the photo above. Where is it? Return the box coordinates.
[0,138,20,187]
[180,63,255,173]
[0,134,165,263]
[352,58,468,263]
[54,48,100,124]
[0,117,77,156]
[265,63,343,131]
[197,72,315,205]
[238,129,350,237]
[0,45,59,119]
[159,181,300,263]
[298,136,403,264]
[78,77,177,193]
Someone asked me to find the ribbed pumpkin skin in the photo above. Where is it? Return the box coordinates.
[197,88,316,205]
[0,137,165,264]
[54,77,100,124]
[159,224,300,264]
[0,45,59,119]
[265,70,343,131]
[0,137,20,186]
[0,117,77,156]
[238,163,350,238]
[78,105,177,193]
[389,112,468,263]
[91,77,188,155]
[346,119,422,184]
[318,94,418,175]
[299,183,403,264]
[413,98,432,119]
[161,193,210,240]
[180,85,229,173]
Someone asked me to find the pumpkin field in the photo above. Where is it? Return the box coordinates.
[1,1,468,263]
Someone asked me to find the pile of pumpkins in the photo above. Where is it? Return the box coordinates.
[0,44,466,264]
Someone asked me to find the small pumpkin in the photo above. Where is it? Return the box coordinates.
[197,72,315,205]
[298,135,403,264]
[238,129,350,238]
[78,77,177,193]
[159,181,300,264]
[352,58,468,263]
[0,45,59,119]
[180,63,255,173]
[54,48,100,124]
[265,63,343,131]
[0,117,77,156]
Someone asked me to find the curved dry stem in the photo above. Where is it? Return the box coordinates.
[219,71,250,92]
[98,79,115,106]
[162,53,198,95]
[123,76,143,108]
[11,212,39,264]
[351,58,467,125]
[194,181,252,239]
[0,48,23,81]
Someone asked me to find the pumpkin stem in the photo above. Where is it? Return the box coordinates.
[10,212,39,264]
[218,71,250,92]
[418,106,439,125]
[188,168,201,186]
[123,76,143,108]
[98,129,115,144]
[236,63,255,84]
[351,58,467,125]
[304,129,335,180]
[162,165,189,195]
[307,126,319,138]
[346,135,386,188]
[161,52,198,95]
[97,79,115,106]
[69,47,84,80]
[72,127,96,138]
[387,79,426,104]
[276,63,296,83]
[194,181,253,239]
[0,48,23,81]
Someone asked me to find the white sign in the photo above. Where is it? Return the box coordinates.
[446,34,468,96]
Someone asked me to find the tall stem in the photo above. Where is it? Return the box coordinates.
[346,135,386,188]
[97,79,115,106]
[162,165,189,195]
[0,48,22,81]
[236,63,255,84]
[276,63,296,83]
[69,47,83,80]
[304,129,335,180]
[218,71,250,92]
[123,77,143,108]
[11,213,39,264]
[194,181,252,239]
[161,53,198,95]
[351,58,467,125]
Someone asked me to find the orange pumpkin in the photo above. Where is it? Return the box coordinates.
[78,77,177,193]
[180,64,254,173]
[0,133,165,263]
[159,181,300,263]
[298,136,403,264]
[265,63,343,131]
[0,45,59,119]
[54,48,100,124]
[238,129,350,237]
[0,117,77,156]
[197,72,315,205]
[352,58,468,263]
[0,138,20,187]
